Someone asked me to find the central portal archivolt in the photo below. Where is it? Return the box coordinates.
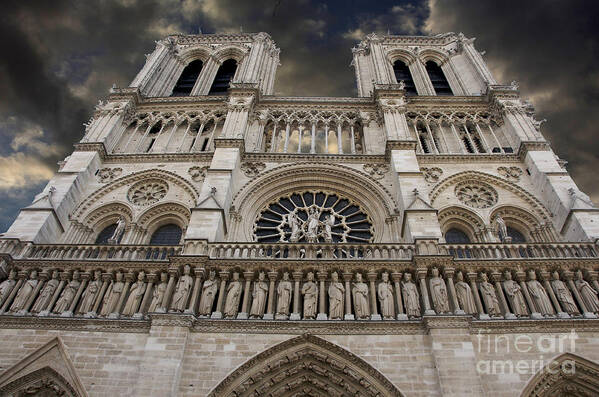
[208,334,403,397]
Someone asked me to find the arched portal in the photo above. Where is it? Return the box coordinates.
[208,334,404,397]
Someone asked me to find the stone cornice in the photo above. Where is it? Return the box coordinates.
[243,152,388,164]
[73,143,108,158]
[0,315,149,333]
[416,153,520,163]
[518,140,552,159]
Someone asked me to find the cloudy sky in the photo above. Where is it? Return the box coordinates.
[1,0,598,232]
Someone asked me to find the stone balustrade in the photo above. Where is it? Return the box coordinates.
[2,263,599,323]
[441,242,598,259]
[5,243,182,261]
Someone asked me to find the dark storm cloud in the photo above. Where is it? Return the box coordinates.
[426,0,599,202]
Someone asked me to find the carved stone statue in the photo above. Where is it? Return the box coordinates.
[108,216,126,244]
[31,270,60,314]
[78,270,102,314]
[148,272,168,313]
[301,272,318,319]
[0,270,17,305]
[53,271,81,314]
[551,272,579,315]
[328,272,344,320]
[494,215,508,242]
[224,272,242,318]
[527,270,554,316]
[378,272,394,319]
[575,270,599,313]
[402,273,420,318]
[10,271,39,313]
[455,271,477,315]
[122,272,146,316]
[171,265,193,312]
[100,272,124,316]
[429,267,450,314]
[305,208,320,243]
[276,272,292,318]
[352,273,370,319]
[323,214,335,243]
[479,273,501,316]
[249,272,268,319]
[198,270,218,316]
[288,212,301,243]
[503,271,528,317]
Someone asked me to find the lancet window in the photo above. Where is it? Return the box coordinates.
[150,224,183,245]
[209,59,237,95]
[95,224,118,244]
[171,59,203,96]
[393,60,417,95]
[425,60,453,96]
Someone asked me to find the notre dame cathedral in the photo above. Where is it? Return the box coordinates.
[1,31,599,396]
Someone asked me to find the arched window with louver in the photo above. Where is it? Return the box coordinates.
[393,60,417,95]
[444,228,471,244]
[425,61,453,96]
[150,224,183,245]
[171,59,203,96]
[506,226,526,243]
[209,59,237,95]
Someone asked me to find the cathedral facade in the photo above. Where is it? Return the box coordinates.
[1,31,599,396]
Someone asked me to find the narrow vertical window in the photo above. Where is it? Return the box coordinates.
[393,60,417,95]
[425,60,453,96]
[171,59,203,96]
[209,59,237,95]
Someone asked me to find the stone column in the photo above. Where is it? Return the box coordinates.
[316,271,327,320]
[20,270,47,315]
[516,271,540,319]
[90,273,111,316]
[564,271,596,318]
[185,268,205,315]
[342,272,354,320]
[264,271,278,320]
[540,270,567,318]
[588,271,599,292]
[444,268,462,315]
[211,271,229,319]
[238,271,254,320]
[0,272,25,313]
[110,272,133,319]
[391,272,407,320]
[418,269,435,315]
[136,273,155,319]
[290,271,302,321]
[491,271,514,319]
[367,271,381,320]
[159,268,178,313]
[65,272,89,317]
[466,272,485,318]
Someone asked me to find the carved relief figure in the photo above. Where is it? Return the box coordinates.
[10,271,39,312]
[171,265,193,312]
[352,273,370,319]
[527,270,554,316]
[198,270,218,316]
[323,214,335,243]
[249,272,268,319]
[276,272,292,318]
[108,216,126,244]
[402,273,420,318]
[100,272,124,316]
[429,267,450,314]
[575,270,599,313]
[494,215,508,242]
[122,272,146,316]
[328,272,344,320]
[224,272,242,318]
[148,272,168,313]
[288,212,301,243]
[301,272,318,319]
[78,270,102,314]
[455,271,477,315]
[53,271,81,314]
[502,271,528,317]
[0,270,17,305]
[31,270,60,314]
[378,272,395,319]
[479,273,501,316]
[305,208,320,243]
[551,272,580,315]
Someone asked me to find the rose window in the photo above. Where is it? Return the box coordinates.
[455,181,498,209]
[127,180,168,206]
[254,191,374,243]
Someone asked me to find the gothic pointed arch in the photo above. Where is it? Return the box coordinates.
[0,337,88,396]
[438,205,485,242]
[82,202,133,232]
[520,353,599,396]
[136,202,191,241]
[489,205,544,242]
[211,44,249,63]
[207,334,404,397]
[178,45,211,64]
[231,162,400,242]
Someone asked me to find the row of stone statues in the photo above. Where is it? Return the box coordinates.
[1,265,599,321]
